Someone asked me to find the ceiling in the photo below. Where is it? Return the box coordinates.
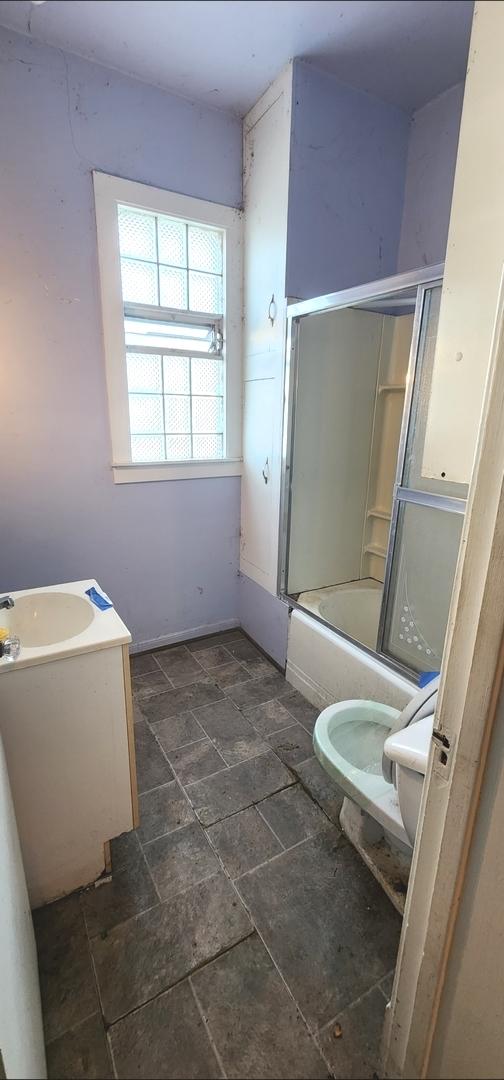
[0,0,473,116]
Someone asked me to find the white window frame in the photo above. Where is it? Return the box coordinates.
[93,171,243,482]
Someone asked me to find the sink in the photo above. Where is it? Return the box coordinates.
[8,592,95,647]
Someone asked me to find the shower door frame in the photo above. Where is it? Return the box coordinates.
[278,263,446,682]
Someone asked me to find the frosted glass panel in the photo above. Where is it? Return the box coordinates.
[165,395,191,433]
[382,502,463,673]
[128,393,163,434]
[163,356,190,394]
[159,265,188,309]
[165,434,192,460]
[189,271,222,314]
[158,217,186,267]
[127,353,162,394]
[131,434,165,462]
[191,356,223,395]
[121,259,158,305]
[118,207,156,261]
[193,434,223,459]
[188,226,223,273]
[192,395,223,434]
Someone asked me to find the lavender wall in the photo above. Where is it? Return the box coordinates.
[286,60,411,300]
[398,83,464,271]
[238,574,289,668]
[0,27,242,648]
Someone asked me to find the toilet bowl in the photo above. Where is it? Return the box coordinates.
[313,677,439,849]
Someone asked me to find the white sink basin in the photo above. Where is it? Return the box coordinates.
[9,592,95,647]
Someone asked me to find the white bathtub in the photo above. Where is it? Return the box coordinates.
[298,578,383,651]
[286,608,415,714]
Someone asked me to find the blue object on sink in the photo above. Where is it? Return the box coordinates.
[85,587,113,611]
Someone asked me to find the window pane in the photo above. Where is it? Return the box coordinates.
[188,226,223,274]
[131,434,165,462]
[163,356,190,394]
[189,271,222,314]
[159,265,188,309]
[191,356,224,395]
[192,395,223,434]
[164,395,191,433]
[127,353,162,393]
[118,207,156,261]
[125,317,215,354]
[382,501,463,673]
[121,258,158,305]
[128,393,163,434]
[193,434,223,459]
[158,217,186,267]
[165,434,192,460]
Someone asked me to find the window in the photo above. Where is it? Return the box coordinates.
[93,173,242,482]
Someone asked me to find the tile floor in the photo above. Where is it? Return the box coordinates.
[34,629,401,1080]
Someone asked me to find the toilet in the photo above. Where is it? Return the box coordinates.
[313,677,440,849]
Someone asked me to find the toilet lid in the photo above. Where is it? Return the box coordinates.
[382,675,440,784]
[384,712,435,776]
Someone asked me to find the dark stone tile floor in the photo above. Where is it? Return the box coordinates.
[34,629,400,1079]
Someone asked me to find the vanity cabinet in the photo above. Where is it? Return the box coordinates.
[0,582,137,908]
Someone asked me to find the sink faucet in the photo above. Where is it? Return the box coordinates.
[0,596,14,610]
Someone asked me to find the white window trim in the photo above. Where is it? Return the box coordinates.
[93,171,243,482]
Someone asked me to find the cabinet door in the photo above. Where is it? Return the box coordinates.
[243,80,291,360]
[240,378,276,589]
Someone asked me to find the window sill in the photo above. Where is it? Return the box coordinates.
[112,458,242,484]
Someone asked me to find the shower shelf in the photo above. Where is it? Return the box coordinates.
[378,384,406,393]
[364,542,387,558]
[367,507,392,521]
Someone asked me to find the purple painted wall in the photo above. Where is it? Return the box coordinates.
[238,574,289,668]
[0,27,242,648]
[398,83,464,271]
[286,60,411,300]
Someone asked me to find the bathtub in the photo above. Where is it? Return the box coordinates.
[298,578,383,651]
[286,607,415,714]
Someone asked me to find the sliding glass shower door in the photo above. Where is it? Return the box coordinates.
[377,284,468,674]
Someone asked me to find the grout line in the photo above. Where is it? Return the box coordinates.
[44,1007,103,1048]
[188,977,228,1080]
[213,854,333,1072]
[162,733,208,755]
[106,1026,119,1080]
[318,973,395,1037]
[254,803,286,851]
[102,927,255,1033]
[183,747,275,790]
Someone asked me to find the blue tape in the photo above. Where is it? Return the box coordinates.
[85,587,113,611]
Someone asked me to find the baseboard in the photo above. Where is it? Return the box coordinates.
[130,618,240,654]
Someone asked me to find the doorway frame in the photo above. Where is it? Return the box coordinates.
[382,272,504,1077]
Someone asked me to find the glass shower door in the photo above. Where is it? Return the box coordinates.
[378,283,467,675]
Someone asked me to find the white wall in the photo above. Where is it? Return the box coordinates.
[0,27,242,649]
[288,308,383,594]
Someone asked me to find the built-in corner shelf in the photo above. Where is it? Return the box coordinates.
[378,384,406,393]
[364,542,387,558]
[367,507,392,521]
